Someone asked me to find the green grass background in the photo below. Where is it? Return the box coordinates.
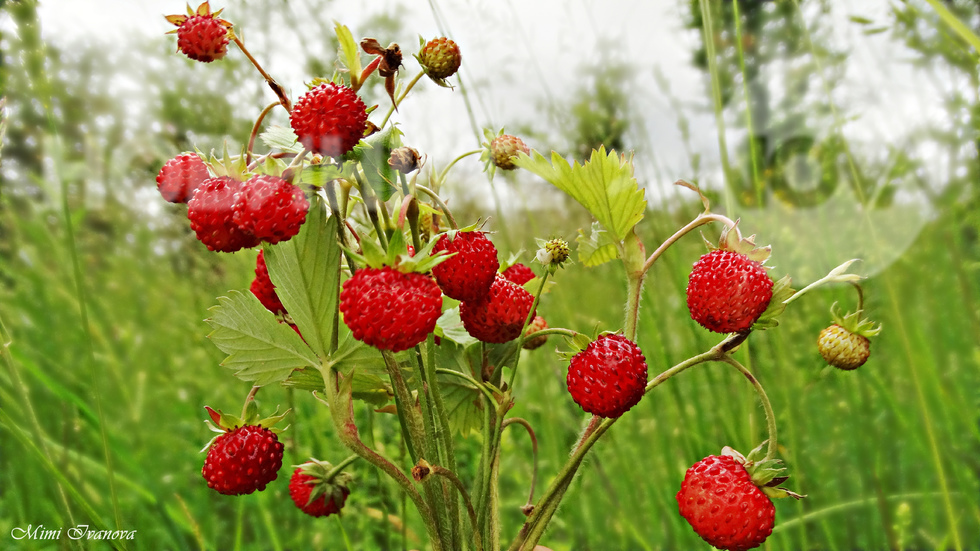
[2,1,979,550]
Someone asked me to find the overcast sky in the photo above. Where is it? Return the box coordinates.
[28,0,955,277]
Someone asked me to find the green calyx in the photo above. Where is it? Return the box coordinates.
[200,402,290,452]
[829,302,882,338]
[295,458,354,509]
[704,219,772,264]
[722,443,805,500]
[343,226,450,274]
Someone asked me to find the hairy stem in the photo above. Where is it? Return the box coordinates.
[718,354,778,461]
[232,36,291,111]
[430,466,484,551]
[640,212,737,275]
[416,184,459,229]
[502,417,539,510]
[245,101,280,164]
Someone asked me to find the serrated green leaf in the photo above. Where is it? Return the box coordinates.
[334,22,361,77]
[436,341,484,436]
[263,198,340,358]
[259,125,304,154]
[576,222,620,267]
[207,291,319,385]
[435,308,479,347]
[356,127,403,201]
[329,333,411,406]
[515,147,646,241]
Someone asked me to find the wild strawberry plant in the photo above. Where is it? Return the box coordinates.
[160,3,881,550]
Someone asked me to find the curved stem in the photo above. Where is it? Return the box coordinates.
[502,418,539,510]
[380,69,425,128]
[850,280,865,313]
[430,466,484,551]
[718,354,778,461]
[437,149,483,183]
[508,273,551,389]
[416,184,459,229]
[246,101,281,164]
[516,327,579,340]
[640,212,737,275]
[435,368,498,406]
[232,36,291,111]
[324,453,361,482]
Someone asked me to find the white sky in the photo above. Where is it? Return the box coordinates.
[29,0,962,276]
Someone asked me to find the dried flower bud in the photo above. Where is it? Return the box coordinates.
[389,147,421,174]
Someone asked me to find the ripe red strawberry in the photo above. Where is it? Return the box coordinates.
[566,334,647,418]
[687,249,773,334]
[289,463,351,518]
[251,250,285,314]
[156,153,209,203]
[431,231,499,302]
[522,315,549,350]
[489,134,530,170]
[202,424,284,495]
[290,82,368,157]
[340,267,442,352]
[187,177,260,252]
[234,175,309,244]
[165,2,233,63]
[418,37,461,80]
[676,454,775,551]
[459,274,534,343]
[502,262,535,286]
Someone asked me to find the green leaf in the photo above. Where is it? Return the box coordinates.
[334,22,362,78]
[576,221,620,267]
[263,197,340,358]
[353,126,403,201]
[436,341,484,436]
[435,308,479,347]
[301,163,355,188]
[515,147,646,241]
[207,291,319,386]
[259,125,304,154]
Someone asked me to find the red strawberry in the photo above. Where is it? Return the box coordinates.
[251,250,285,314]
[676,454,775,551]
[502,262,535,286]
[459,274,534,344]
[187,177,260,252]
[340,267,442,352]
[290,82,368,157]
[521,315,549,350]
[202,424,284,495]
[686,249,773,334]
[566,334,646,418]
[289,463,351,518]
[166,2,233,63]
[418,37,461,80]
[156,153,209,203]
[234,175,309,245]
[431,231,499,302]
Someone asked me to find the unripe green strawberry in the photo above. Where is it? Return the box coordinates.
[165,2,233,63]
[817,324,869,370]
[489,134,530,171]
[418,37,461,80]
[566,334,647,418]
[677,454,775,551]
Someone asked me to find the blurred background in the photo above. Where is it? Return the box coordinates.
[1,0,978,549]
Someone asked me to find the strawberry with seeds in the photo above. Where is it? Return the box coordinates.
[431,229,500,302]
[201,403,288,496]
[187,176,260,252]
[289,458,354,518]
[290,82,368,158]
[566,334,647,418]
[156,153,209,203]
[817,301,881,370]
[459,274,535,344]
[234,175,309,245]
[165,2,233,63]
[686,223,773,334]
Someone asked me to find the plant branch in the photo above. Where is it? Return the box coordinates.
[718,354,778,461]
[246,101,280,164]
[502,417,539,511]
[416,184,459,229]
[232,36,291,111]
[430,465,484,551]
[640,212,737,275]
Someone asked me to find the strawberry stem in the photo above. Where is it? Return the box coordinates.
[380,69,426,129]
[501,417,539,511]
[429,465,484,551]
[246,101,280,165]
[640,212,737,275]
[437,149,482,183]
[416,184,459,229]
[718,354,778,461]
[232,36,291,112]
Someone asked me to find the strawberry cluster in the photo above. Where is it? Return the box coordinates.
[154,154,310,253]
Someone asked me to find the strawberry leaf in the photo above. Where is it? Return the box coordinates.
[576,221,619,267]
[515,147,646,241]
[334,22,362,80]
[258,125,304,154]
[435,308,479,347]
[207,291,319,386]
[436,340,484,436]
[263,197,340,358]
